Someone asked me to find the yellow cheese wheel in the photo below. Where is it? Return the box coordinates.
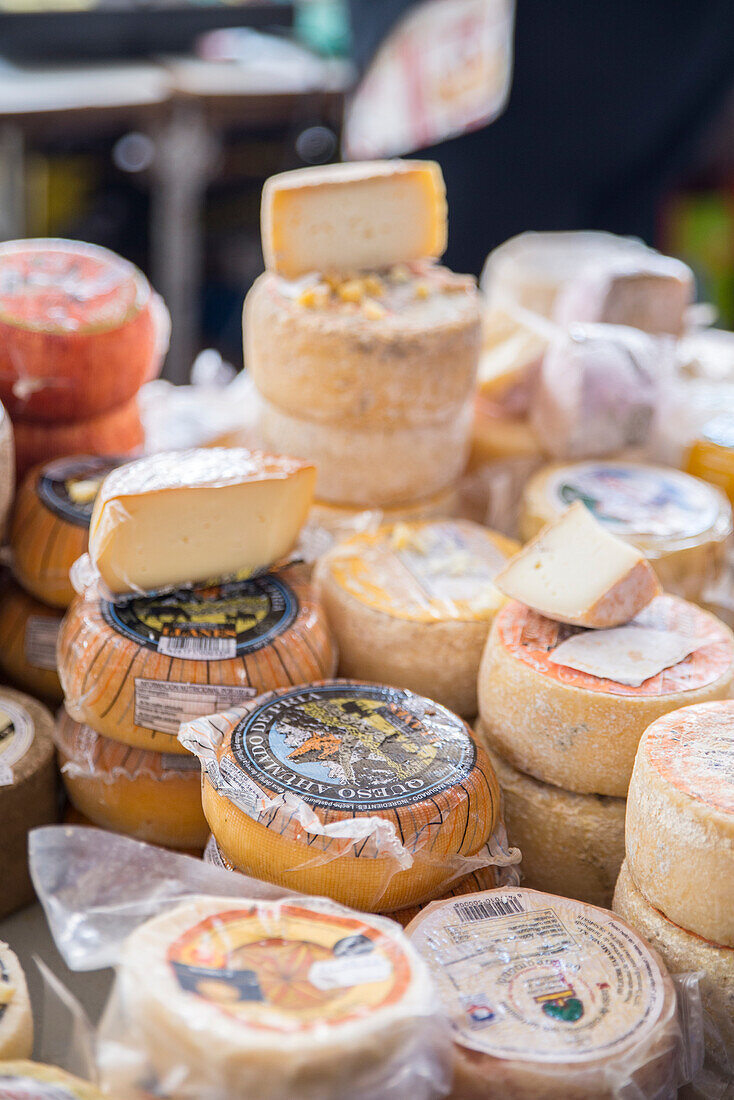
[686,413,734,505]
[0,1063,106,1099]
[315,520,519,716]
[478,595,734,796]
[55,708,208,850]
[11,454,124,608]
[0,580,63,703]
[0,943,33,1059]
[58,562,336,754]
[184,679,501,912]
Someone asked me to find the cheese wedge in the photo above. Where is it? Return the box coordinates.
[262,160,447,278]
[495,501,660,628]
[89,448,316,595]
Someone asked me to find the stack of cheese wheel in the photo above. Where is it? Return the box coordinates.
[245,160,481,517]
[614,700,734,1082]
[56,448,337,854]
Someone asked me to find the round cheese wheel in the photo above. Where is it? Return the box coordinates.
[244,267,480,428]
[481,737,626,908]
[192,680,501,912]
[58,563,336,754]
[614,859,734,1076]
[12,394,144,481]
[686,413,734,506]
[11,454,124,608]
[257,393,473,508]
[55,708,208,850]
[0,401,15,543]
[626,700,734,946]
[521,461,732,599]
[0,943,33,1059]
[0,688,57,918]
[98,896,445,1100]
[0,1062,106,1098]
[315,520,519,716]
[0,581,63,703]
[406,886,680,1100]
[0,239,163,423]
[478,595,734,796]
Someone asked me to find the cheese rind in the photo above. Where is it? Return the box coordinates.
[0,401,14,542]
[0,943,33,1059]
[261,160,447,278]
[0,580,63,704]
[625,700,734,946]
[495,501,660,628]
[0,1062,107,1098]
[89,448,316,595]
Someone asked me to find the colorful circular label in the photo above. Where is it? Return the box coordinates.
[547,462,721,542]
[167,906,410,1033]
[0,1080,79,1100]
[37,455,123,528]
[646,703,734,814]
[230,683,477,811]
[102,576,297,661]
[0,700,35,776]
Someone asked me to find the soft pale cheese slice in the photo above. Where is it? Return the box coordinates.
[261,160,447,278]
[89,448,316,595]
[494,501,660,628]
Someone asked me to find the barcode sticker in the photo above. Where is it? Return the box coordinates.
[24,615,60,670]
[134,680,256,735]
[157,635,236,660]
[454,895,526,922]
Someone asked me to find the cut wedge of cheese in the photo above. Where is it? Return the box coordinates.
[626,700,734,947]
[477,595,734,796]
[58,562,336,754]
[261,160,447,279]
[11,455,124,608]
[495,501,660,629]
[89,448,316,595]
[98,895,448,1100]
[0,943,33,1059]
[316,520,518,716]
[0,1063,106,1099]
[479,307,547,410]
[406,886,680,1100]
[521,461,733,599]
[181,680,502,912]
[0,581,63,703]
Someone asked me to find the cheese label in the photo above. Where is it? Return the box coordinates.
[329,521,509,623]
[36,455,123,529]
[0,699,34,786]
[410,889,666,1064]
[103,576,298,661]
[646,704,734,814]
[498,596,732,697]
[166,905,410,1031]
[0,1078,78,1099]
[24,615,60,671]
[549,626,701,686]
[57,710,202,779]
[134,680,256,736]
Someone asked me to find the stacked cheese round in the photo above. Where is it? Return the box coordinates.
[315,520,518,716]
[246,265,481,507]
[0,579,64,703]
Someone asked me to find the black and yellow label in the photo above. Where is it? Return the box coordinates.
[37,455,123,528]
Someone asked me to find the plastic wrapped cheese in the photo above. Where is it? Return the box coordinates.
[0,580,63,704]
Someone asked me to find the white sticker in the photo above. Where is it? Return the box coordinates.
[308,953,393,991]
[549,626,700,686]
[24,615,60,670]
[0,764,14,787]
[157,635,236,660]
[134,680,256,735]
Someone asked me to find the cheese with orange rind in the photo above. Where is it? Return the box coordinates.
[0,580,63,704]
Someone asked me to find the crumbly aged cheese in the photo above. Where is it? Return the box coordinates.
[58,562,336,754]
[521,461,733,599]
[0,580,63,704]
[98,895,443,1100]
[261,160,447,279]
[0,239,163,423]
[55,708,208,850]
[244,267,480,428]
[626,700,734,947]
[477,595,734,796]
[256,394,473,507]
[0,401,14,542]
[11,455,123,608]
[614,860,734,1076]
[315,520,518,716]
[479,307,547,411]
[406,886,680,1100]
[0,1062,106,1098]
[89,448,316,595]
[0,943,33,1059]
[495,501,660,629]
[687,412,734,505]
[0,688,57,918]
[482,739,626,908]
[181,680,501,912]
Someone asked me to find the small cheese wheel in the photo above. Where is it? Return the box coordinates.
[0,943,33,1059]
[478,595,734,796]
[626,700,734,946]
[12,394,144,481]
[187,680,501,912]
[406,886,680,1100]
[58,563,336,754]
[11,455,124,608]
[257,393,473,507]
[244,267,480,427]
[0,688,57,918]
[0,401,15,543]
[315,520,519,716]
[0,1062,106,1099]
[99,896,442,1100]
[55,708,208,850]
[0,239,162,423]
[521,461,733,599]
[481,737,625,908]
[0,581,63,703]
